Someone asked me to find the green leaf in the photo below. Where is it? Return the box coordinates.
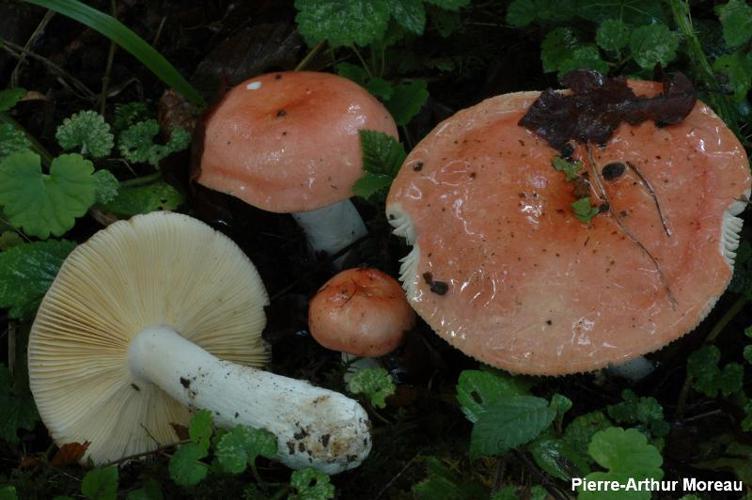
[0,485,17,500]
[716,0,752,48]
[81,466,118,500]
[579,427,663,500]
[541,28,581,74]
[0,364,39,444]
[0,88,25,112]
[353,173,394,200]
[93,170,119,204]
[550,393,573,419]
[385,80,429,125]
[687,345,743,398]
[189,409,213,451]
[294,0,390,47]
[629,24,679,70]
[99,181,183,217]
[0,239,76,320]
[169,443,208,487]
[558,46,609,78]
[744,344,752,365]
[215,425,277,474]
[0,232,24,250]
[470,396,557,457]
[366,78,395,101]
[125,479,163,500]
[412,457,487,500]
[552,156,583,181]
[596,19,630,52]
[289,468,335,500]
[0,152,97,238]
[575,0,666,25]
[0,124,31,161]
[112,102,150,133]
[335,63,369,87]
[571,197,600,224]
[389,0,426,35]
[506,0,537,27]
[346,367,396,408]
[529,437,590,480]
[562,411,612,463]
[456,369,529,423]
[118,120,190,166]
[25,0,203,106]
[713,51,752,102]
[56,111,114,158]
[424,0,470,11]
[607,389,670,439]
[354,130,406,199]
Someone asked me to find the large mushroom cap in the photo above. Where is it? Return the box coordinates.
[196,71,398,213]
[386,82,751,375]
[28,212,269,463]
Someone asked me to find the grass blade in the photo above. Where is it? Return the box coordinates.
[24,0,205,107]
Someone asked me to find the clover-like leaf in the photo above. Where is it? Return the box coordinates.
[596,19,630,52]
[169,443,208,487]
[629,24,679,70]
[289,468,335,500]
[215,425,277,474]
[81,466,118,500]
[56,111,114,158]
[346,367,396,408]
[0,152,97,238]
[118,120,190,166]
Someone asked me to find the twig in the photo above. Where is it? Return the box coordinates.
[626,161,672,237]
[119,171,162,187]
[7,322,15,377]
[374,455,418,500]
[295,41,325,72]
[99,0,118,114]
[101,439,190,466]
[586,145,677,307]
[10,10,55,87]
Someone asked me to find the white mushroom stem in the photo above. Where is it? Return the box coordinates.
[292,199,367,261]
[128,326,371,474]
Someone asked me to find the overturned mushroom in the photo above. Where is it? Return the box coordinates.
[386,79,751,375]
[195,71,398,259]
[28,212,370,473]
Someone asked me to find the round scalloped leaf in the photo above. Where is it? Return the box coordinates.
[0,152,97,239]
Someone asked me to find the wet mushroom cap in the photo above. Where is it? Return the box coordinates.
[28,212,269,463]
[309,268,415,357]
[386,81,751,375]
[196,71,398,213]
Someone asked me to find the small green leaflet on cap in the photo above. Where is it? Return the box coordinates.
[346,367,396,409]
[0,151,97,238]
[354,130,406,201]
[571,197,600,224]
[56,111,114,159]
[289,468,335,500]
[117,120,190,166]
[552,156,582,181]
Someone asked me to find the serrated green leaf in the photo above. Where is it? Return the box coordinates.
[629,23,679,70]
[366,78,395,101]
[0,124,31,161]
[0,239,76,320]
[294,0,390,47]
[56,111,114,158]
[189,409,213,451]
[596,19,630,52]
[714,51,752,102]
[470,396,556,457]
[541,28,581,74]
[0,152,97,238]
[562,411,612,463]
[716,0,752,48]
[607,389,669,439]
[289,468,335,500]
[99,181,183,217]
[346,367,395,408]
[356,130,405,200]
[552,156,583,181]
[0,365,39,444]
[93,170,119,204]
[389,0,426,35]
[385,80,429,125]
[558,46,609,78]
[579,427,663,500]
[335,63,370,87]
[456,370,529,423]
[571,197,599,223]
[0,485,17,500]
[118,120,190,166]
[169,443,208,487]
[112,102,150,133]
[216,425,277,474]
[686,345,741,398]
[424,0,470,11]
[575,0,666,25]
[0,88,25,112]
[81,466,118,500]
[353,173,393,201]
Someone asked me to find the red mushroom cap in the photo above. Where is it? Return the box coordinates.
[196,71,398,213]
[309,268,416,357]
[386,81,751,375]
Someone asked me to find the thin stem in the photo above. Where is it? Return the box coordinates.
[119,171,162,187]
[0,112,54,165]
[626,161,672,237]
[350,45,373,78]
[101,438,190,466]
[10,10,55,87]
[99,0,118,114]
[295,41,325,71]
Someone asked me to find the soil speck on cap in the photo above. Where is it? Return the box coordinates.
[179,377,191,388]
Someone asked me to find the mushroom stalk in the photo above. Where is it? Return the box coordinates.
[128,326,371,474]
[292,199,367,259]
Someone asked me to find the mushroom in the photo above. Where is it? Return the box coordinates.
[195,71,398,259]
[386,81,751,375]
[28,212,371,474]
[308,268,415,358]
